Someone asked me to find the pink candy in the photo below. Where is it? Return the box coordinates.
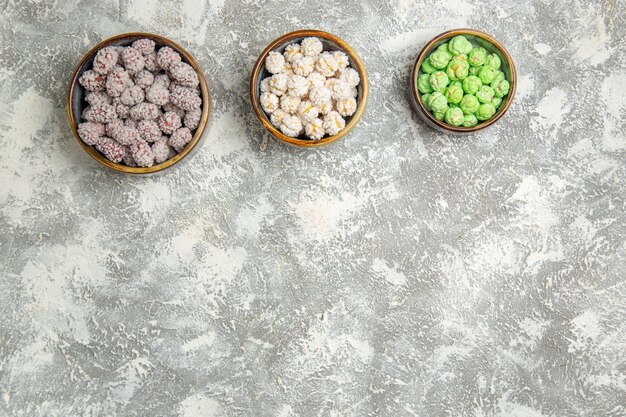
[130,140,154,167]
[120,85,145,106]
[88,104,117,123]
[132,39,155,55]
[112,97,130,119]
[134,70,154,89]
[137,120,161,142]
[122,47,145,73]
[106,118,124,137]
[114,126,141,146]
[169,62,199,87]
[93,47,118,75]
[122,149,137,166]
[145,84,169,106]
[96,137,125,163]
[144,53,158,72]
[77,38,202,166]
[129,102,159,120]
[77,121,105,145]
[153,73,171,88]
[168,127,192,152]
[151,139,171,164]
[158,111,182,135]
[105,66,132,97]
[85,92,111,107]
[184,108,201,130]
[79,70,106,92]
[156,46,181,70]
[170,84,201,111]
[163,102,185,118]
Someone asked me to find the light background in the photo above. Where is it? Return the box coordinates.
[0,0,625,416]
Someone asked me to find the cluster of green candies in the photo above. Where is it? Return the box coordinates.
[419,35,511,127]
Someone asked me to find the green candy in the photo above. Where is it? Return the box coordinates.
[421,93,432,110]
[476,103,496,120]
[448,35,473,55]
[429,50,452,69]
[468,47,488,66]
[428,91,448,112]
[492,78,510,98]
[433,105,449,121]
[446,59,469,80]
[490,70,505,86]
[476,85,495,103]
[444,106,465,126]
[424,38,508,125]
[460,94,480,114]
[429,71,449,91]
[462,75,482,94]
[462,114,478,127]
[421,58,437,74]
[478,66,496,84]
[418,73,433,94]
[485,53,501,69]
[469,65,482,76]
[445,82,464,104]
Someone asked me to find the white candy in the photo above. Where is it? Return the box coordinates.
[265,51,285,74]
[307,72,326,89]
[309,86,332,107]
[269,73,288,96]
[259,37,361,140]
[260,77,271,93]
[270,109,288,126]
[260,92,279,114]
[293,56,315,77]
[340,67,361,87]
[280,94,301,114]
[280,115,303,137]
[305,118,325,140]
[332,51,349,71]
[323,111,345,136]
[283,43,303,62]
[316,52,338,77]
[283,61,294,77]
[297,101,319,124]
[336,97,357,117]
[327,79,351,100]
[301,37,323,57]
[318,101,334,115]
[288,75,309,97]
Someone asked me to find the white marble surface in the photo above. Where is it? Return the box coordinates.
[0,0,625,416]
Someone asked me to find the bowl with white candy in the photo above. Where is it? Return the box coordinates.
[250,30,369,147]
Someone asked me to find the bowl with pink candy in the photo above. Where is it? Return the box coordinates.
[67,32,210,174]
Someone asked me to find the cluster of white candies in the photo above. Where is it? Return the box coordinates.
[260,37,361,140]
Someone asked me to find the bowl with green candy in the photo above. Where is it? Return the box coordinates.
[411,29,516,133]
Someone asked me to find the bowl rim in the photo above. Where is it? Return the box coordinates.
[250,29,369,148]
[66,31,211,174]
[411,28,517,133]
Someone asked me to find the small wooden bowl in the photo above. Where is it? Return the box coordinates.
[66,32,210,174]
[411,28,516,134]
[250,29,369,148]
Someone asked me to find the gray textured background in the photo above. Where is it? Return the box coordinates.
[1,0,625,416]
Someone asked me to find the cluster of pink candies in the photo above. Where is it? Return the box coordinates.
[77,38,203,167]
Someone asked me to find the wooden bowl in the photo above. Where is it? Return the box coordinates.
[410,28,516,134]
[250,29,369,148]
[66,32,210,174]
